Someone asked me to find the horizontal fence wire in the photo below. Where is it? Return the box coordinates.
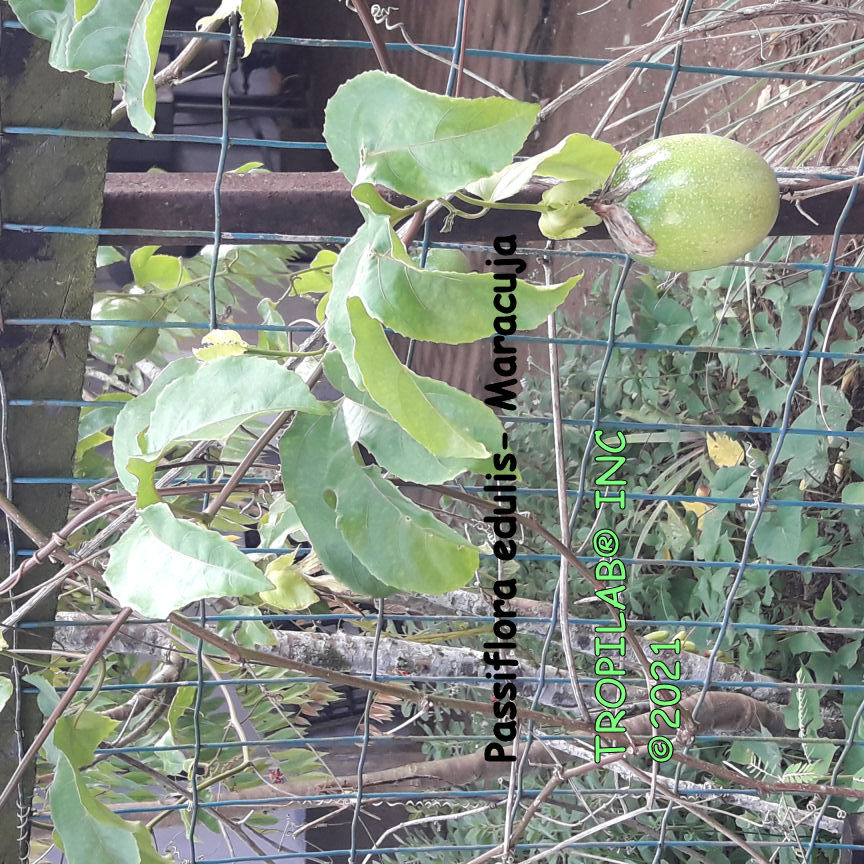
[3,2,864,863]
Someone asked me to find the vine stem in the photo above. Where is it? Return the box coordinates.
[0,487,857,804]
[202,358,323,520]
[425,483,659,684]
[350,0,392,73]
[539,2,864,121]
[0,608,133,811]
[452,190,545,212]
[0,490,129,594]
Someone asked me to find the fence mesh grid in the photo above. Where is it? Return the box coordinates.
[3,1,864,862]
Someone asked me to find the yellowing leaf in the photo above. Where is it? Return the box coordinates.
[193,329,249,361]
[682,500,711,532]
[706,432,744,468]
[260,554,318,610]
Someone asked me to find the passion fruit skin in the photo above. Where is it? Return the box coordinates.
[411,248,473,273]
[604,134,779,272]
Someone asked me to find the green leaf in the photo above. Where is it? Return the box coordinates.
[133,820,179,864]
[335,466,478,594]
[533,133,621,183]
[24,673,62,765]
[65,0,147,83]
[324,70,539,199]
[97,247,127,267]
[785,630,829,654]
[468,132,620,202]
[260,555,318,610]
[24,672,61,716]
[90,293,166,366]
[710,465,752,499]
[52,753,178,863]
[795,666,836,768]
[51,754,142,864]
[197,0,277,57]
[7,0,69,41]
[237,0,277,56]
[195,0,239,30]
[102,503,271,616]
[232,162,266,174]
[280,410,391,597]
[123,0,171,134]
[113,355,325,496]
[45,0,78,71]
[15,0,170,135]
[78,393,134,439]
[347,298,489,460]
[294,250,337,295]
[54,712,118,769]
[113,357,198,493]
[221,604,278,648]
[280,411,478,596]
[341,397,489,484]
[125,455,162,507]
[813,582,839,621]
[315,292,329,322]
[166,685,196,742]
[0,677,12,714]
[842,482,864,505]
[411,248,472,273]
[145,355,324,450]
[325,351,503,484]
[538,180,603,240]
[193,328,250,361]
[780,386,851,480]
[130,247,182,292]
[257,495,304,548]
[752,500,802,562]
[257,299,291,352]
[330,210,579,343]
[75,431,111,467]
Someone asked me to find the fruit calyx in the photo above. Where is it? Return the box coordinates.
[584,177,657,258]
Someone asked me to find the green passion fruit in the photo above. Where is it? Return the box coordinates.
[588,134,779,272]
[91,294,166,366]
[410,248,473,273]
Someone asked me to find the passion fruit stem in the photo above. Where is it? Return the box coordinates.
[589,201,657,258]
[454,191,545,212]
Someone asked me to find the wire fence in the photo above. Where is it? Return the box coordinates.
[3,1,864,862]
